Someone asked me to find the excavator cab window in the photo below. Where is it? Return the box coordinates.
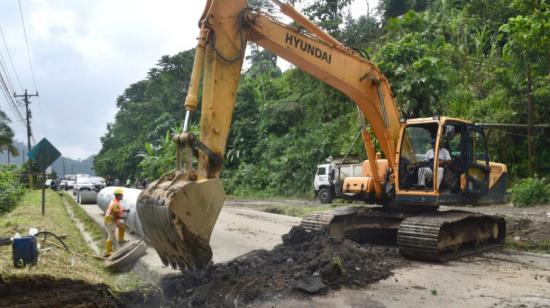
[441,123,467,193]
[465,127,490,195]
[398,123,439,190]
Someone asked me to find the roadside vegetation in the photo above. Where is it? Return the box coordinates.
[510,177,550,207]
[0,190,143,292]
[94,0,550,198]
[0,165,25,214]
[506,236,550,255]
[61,192,106,242]
[263,204,337,217]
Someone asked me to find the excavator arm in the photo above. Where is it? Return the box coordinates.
[137,0,402,271]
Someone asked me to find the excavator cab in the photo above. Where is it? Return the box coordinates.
[395,117,495,206]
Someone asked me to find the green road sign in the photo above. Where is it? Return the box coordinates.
[28,138,61,171]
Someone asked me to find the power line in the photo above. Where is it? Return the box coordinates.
[0,67,25,122]
[487,127,546,141]
[0,50,16,93]
[0,69,25,121]
[18,0,37,91]
[17,0,47,137]
[0,26,23,90]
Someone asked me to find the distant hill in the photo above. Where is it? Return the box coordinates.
[0,140,95,177]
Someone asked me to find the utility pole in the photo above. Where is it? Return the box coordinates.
[14,89,39,188]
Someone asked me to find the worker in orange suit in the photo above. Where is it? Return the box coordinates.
[103,188,127,257]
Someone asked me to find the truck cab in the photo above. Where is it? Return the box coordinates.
[314,163,335,203]
[314,158,365,203]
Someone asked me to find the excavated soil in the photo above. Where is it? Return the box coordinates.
[0,275,159,308]
[161,226,406,307]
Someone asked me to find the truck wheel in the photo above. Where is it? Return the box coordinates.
[318,188,334,204]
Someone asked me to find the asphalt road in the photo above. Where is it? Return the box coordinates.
[78,200,300,277]
[78,197,550,307]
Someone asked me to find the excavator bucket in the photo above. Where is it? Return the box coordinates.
[136,171,225,271]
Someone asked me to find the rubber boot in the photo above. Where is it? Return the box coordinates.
[118,225,128,244]
[104,240,113,257]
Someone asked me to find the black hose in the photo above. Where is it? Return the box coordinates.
[0,237,11,246]
[34,231,69,251]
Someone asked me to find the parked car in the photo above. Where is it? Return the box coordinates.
[73,176,94,196]
[90,176,106,192]
[44,179,52,188]
[67,180,75,190]
[60,180,68,190]
[73,176,97,204]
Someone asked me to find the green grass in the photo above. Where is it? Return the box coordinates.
[505,238,550,254]
[227,193,315,201]
[0,190,144,292]
[61,192,106,242]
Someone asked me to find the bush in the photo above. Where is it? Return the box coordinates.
[0,165,25,214]
[510,177,550,207]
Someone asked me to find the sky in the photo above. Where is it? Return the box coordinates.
[0,0,378,160]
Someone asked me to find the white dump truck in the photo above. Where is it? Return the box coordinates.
[313,157,364,203]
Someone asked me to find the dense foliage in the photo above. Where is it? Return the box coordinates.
[94,0,550,197]
[510,177,550,207]
[0,165,24,213]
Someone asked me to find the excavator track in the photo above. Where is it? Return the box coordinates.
[301,211,338,231]
[397,211,506,262]
[302,208,506,262]
[301,207,363,233]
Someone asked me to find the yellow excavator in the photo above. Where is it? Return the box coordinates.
[137,0,507,271]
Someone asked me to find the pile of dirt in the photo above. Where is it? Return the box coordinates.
[0,275,159,308]
[161,226,405,307]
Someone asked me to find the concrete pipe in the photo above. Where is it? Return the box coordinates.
[97,187,145,238]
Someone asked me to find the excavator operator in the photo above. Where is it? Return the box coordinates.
[418,139,451,188]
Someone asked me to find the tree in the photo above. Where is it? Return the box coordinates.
[378,0,408,19]
[499,1,550,175]
[0,109,19,157]
[296,0,353,37]
[378,0,433,21]
[94,50,196,180]
[375,11,450,118]
[341,14,380,50]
